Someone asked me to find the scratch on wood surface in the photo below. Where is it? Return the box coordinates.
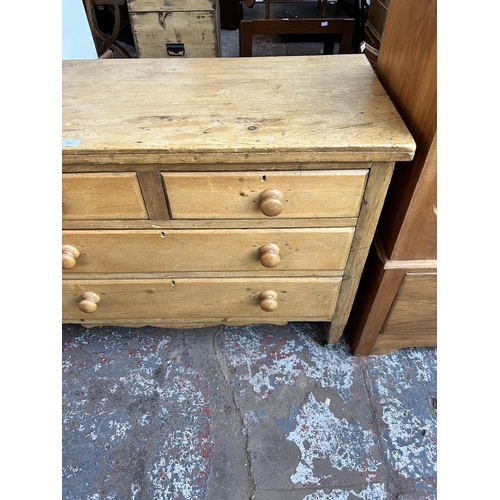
[158,12,168,30]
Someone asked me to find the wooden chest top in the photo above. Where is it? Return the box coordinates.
[62,55,415,165]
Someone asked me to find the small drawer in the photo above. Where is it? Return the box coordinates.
[62,173,148,220]
[62,277,341,321]
[62,228,354,273]
[162,170,368,219]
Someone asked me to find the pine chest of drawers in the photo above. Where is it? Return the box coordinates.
[62,55,415,344]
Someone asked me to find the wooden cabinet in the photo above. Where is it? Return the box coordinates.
[127,0,221,58]
[62,55,414,335]
[348,0,437,354]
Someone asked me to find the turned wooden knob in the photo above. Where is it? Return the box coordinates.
[78,292,100,313]
[259,189,283,217]
[259,243,281,268]
[259,290,278,312]
[62,244,80,269]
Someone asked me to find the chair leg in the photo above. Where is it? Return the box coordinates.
[321,0,328,17]
[324,36,334,54]
[239,20,253,56]
[338,19,355,54]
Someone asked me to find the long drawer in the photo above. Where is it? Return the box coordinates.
[162,170,369,219]
[62,228,354,273]
[62,277,341,320]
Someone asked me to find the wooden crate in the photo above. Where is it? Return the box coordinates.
[127,0,221,58]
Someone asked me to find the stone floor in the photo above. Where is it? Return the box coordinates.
[62,322,437,500]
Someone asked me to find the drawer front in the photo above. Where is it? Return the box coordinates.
[62,228,354,273]
[62,173,148,220]
[162,170,368,219]
[130,12,219,58]
[62,277,340,320]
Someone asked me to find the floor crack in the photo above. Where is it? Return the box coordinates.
[361,360,398,498]
[212,326,257,499]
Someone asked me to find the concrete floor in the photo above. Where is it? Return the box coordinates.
[63,9,437,498]
[62,322,436,500]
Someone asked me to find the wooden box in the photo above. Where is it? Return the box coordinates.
[127,0,221,58]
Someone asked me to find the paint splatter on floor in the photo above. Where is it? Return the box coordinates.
[219,323,437,497]
[220,323,362,401]
[63,322,436,499]
[62,326,215,500]
[302,483,388,499]
[366,348,437,492]
[276,393,380,485]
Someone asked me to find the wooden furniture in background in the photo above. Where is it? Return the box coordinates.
[261,0,329,19]
[359,40,378,68]
[348,0,437,355]
[363,0,389,50]
[62,56,414,336]
[336,0,369,49]
[98,49,114,58]
[126,0,221,57]
[239,17,355,56]
[242,0,329,19]
[83,0,132,58]
[220,0,241,29]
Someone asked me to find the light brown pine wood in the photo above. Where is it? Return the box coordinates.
[62,218,359,231]
[62,244,81,269]
[162,170,368,219]
[326,162,395,343]
[62,173,148,220]
[63,277,341,321]
[62,56,415,343]
[62,228,354,274]
[62,56,415,164]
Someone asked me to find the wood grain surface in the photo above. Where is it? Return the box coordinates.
[62,227,354,274]
[63,277,341,320]
[62,56,415,164]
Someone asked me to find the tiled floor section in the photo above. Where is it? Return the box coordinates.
[62,323,437,499]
